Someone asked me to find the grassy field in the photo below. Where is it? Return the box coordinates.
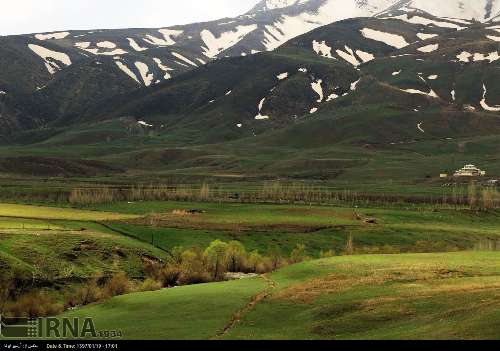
[0,203,139,221]
[0,130,498,203]
[89,201,500,255]
[1,199,500,340]
[0,217,165,280]
[62,278,267,340]
[59,251,500,340]
[226,252,500,340]
[0,204,164,285]
[1,200,499,277]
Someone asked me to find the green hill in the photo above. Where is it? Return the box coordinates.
[61,251,500,340]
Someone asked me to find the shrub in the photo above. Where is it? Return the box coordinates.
[159,266,182,287]
[247,250,264,272]
[290,244,307,263]
[69,278,103,307]
[6,291,63,318]
[320,250,335,258]
[255,257,273,274]
[103,272,131,298]
[139,278,163,292]
[143,261,164,282]
[177,270,211,286]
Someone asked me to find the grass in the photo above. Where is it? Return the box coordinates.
[88,201,500,255]
[0,212,164,282]
[1,199,500,340]
[228,251,500,339]
[0,221,165,279]
[0,203,140,221]
[61,278,267,340]
[58,251,500,340]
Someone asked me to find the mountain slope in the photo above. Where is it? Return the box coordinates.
[2,0,500,135]
[23,15,499,153]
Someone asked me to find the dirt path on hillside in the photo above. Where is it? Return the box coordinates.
[212,274,277,339]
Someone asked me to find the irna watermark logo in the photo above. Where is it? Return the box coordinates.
[0,315,122,339]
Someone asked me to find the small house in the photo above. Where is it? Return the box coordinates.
[454,164,486,177]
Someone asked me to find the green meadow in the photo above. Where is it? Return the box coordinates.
[62,252,500,340]
[0,201,499,340]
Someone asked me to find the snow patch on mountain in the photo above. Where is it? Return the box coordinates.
[417,43,439,53]
[158,29,184,45]
[360,28,409,48]
[153,58,174,79]
[97,41,116,49]
[401,88,439,98]
[143,30,183,47]
[417,33,438,40]
[350,78,361,91]
[356,49,375,63]
[487,34,500,41]
[311,79,324,102]
[417,122,425,133]
[128,38,148,52]
[75,42,127,56]
[255,98,270,120]
[135,62,154,86]
[28,44,72,74]
[313,40,334,59]
[260,0,304,11]
[391,0,500,21]
[35,32,70,40]
[389,14,465,30]
[481,83,500,111]
[277,72,289,80]
[457,51,500,63]
[336,46,360,66]
[201,25,258,58]
[172,52,198,66]
[115,61,141,84]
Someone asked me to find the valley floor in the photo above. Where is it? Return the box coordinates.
[0,201,499,340]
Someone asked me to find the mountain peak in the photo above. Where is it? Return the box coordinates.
[249,0,500,21]
[249,0,308,13]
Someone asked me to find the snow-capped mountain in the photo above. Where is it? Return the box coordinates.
[91,15,500,135]
[1,0,499,135]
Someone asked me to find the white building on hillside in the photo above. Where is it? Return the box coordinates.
[454,164,486,177]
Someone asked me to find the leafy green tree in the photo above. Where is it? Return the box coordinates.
[204,240,229,280]
[226,241,246,272]
[247,250,264,272]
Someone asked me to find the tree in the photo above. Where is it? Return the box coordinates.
[468,181,477,210]
[199,183,210,201]
[268,245,283,271]
[168,246,185,265]
[226,241,246,272]
[247,250,264,272]
[290,244,306,263]
[204,240,229,280]
[181,248,206,275]
[345,234,354,256]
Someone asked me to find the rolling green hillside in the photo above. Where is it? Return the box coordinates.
[61,251,500,340]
